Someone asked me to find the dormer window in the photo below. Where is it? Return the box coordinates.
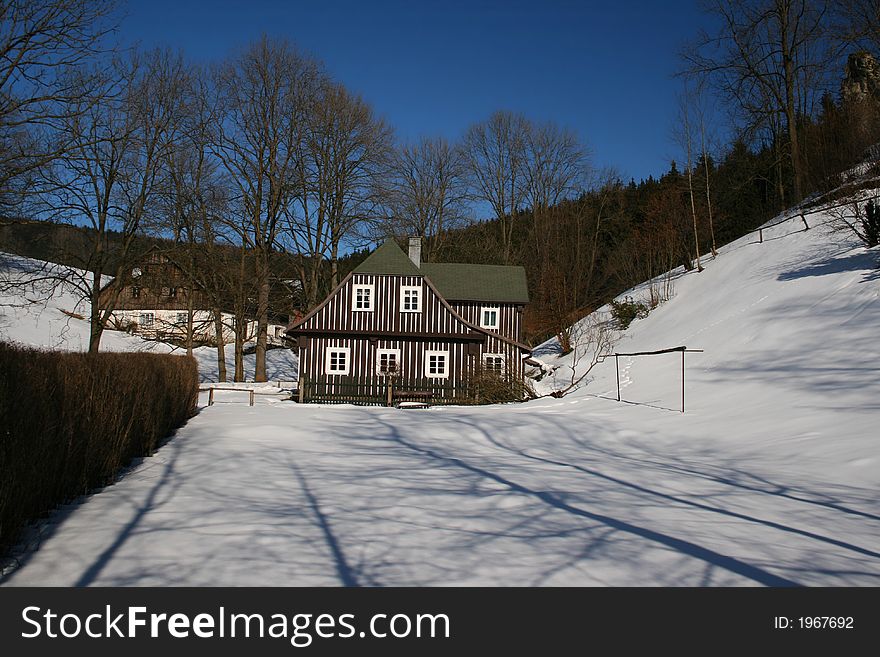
[400,285,422,312]
[480,306,500,330]
[352,284,374,311]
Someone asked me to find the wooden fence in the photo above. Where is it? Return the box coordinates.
[298,376,476,406]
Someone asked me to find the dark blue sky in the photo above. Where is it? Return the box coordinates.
[119,0,711,183]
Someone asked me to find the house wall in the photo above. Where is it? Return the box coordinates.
[449,301,524,343]
[298,336,476,398]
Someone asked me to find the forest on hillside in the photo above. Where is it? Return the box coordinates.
[2,1,880,379]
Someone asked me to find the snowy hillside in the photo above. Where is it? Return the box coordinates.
[532,206,879,484]
[3,205,879,587]
[0,252,298,382]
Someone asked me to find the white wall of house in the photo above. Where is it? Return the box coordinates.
[109,310,287,345]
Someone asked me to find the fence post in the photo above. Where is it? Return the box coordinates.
[759,228,763,243]
[681,349,685,413]
[298,377,306,404]
[208,387,214,407]
[249,389,255,407]
[615,354,620,402]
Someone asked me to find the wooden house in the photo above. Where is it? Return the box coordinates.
[287,238,531,404]
[99,252,288,343]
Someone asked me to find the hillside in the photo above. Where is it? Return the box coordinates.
[532,201,879,484]
[3,193,878,587]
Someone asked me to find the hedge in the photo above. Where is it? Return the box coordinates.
[0,343,199,553]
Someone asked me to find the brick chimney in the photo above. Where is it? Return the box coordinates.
[408,236,422,268]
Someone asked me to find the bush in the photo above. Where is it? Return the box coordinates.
[0,344,198,553]
[609,296,650,330]
[466,369,535,404]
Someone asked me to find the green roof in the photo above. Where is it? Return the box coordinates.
[354,240,421,276]
[354,240,529,304]
[421,263,529,303]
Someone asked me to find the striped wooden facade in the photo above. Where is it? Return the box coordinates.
[290,272,530,403]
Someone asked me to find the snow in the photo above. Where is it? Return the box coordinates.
[2,207,880,586]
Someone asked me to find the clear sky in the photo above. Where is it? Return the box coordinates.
[118,0,712,183]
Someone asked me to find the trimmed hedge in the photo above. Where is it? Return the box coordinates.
[0,344,198,553]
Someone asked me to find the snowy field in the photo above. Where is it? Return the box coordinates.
[2,209,879,586]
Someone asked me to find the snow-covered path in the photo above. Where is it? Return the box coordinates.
[4,392,879,587]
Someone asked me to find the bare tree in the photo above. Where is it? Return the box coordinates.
[545,314,615,398]
[213,36,320,381]
[698,116,719,257]
[380,136,470,261]
[38,50,187,353]
[523,118,589,308]
[677,81,704,272]
[0,0,117,210]
[287,79,391,299]
[523,120,587,239]
[833,0,880,52]
[463,110,529,264]
[686,0,831,204]
[827,194,880,246]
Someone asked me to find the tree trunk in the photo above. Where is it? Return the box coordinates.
[88,270,104,353]
[699,125,717,257]
[213,307,227,383]
[185,278,194,358]
[330,241,339,289]
[234,316,245,382]
[254,269,270,382]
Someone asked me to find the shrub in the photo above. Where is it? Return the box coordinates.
[0,344,198,553]
[466,369,535,404]
[609,296,650,330]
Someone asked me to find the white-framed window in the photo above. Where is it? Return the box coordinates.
[352,284,374,311]
[376,348,401,376]
[176,312,188,325]
[139,313,154,329]
[480,306,500,330]
[400,285,422,312]
[424,350,449,379]
[483,353,505,375]
[325,347,350,375]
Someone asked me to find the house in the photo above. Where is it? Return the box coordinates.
[287,238,531,404]
[99,251,288,344]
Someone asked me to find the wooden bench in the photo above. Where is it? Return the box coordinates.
[204,387,255,407]
[392,390,432,408]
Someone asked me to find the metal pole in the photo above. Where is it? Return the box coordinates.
[759,228,763,243]
[615,354,620,402]
[208,387,214,407]
[681,350,685,413]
